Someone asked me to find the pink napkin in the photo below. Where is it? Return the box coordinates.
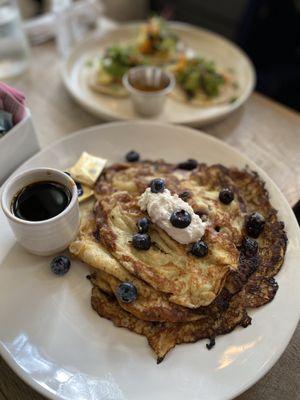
[0,82,26,124]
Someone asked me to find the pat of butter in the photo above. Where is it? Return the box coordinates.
[68,152,107,187]
[78,184,94,203]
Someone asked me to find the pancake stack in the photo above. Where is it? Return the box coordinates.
[69,160,287,362]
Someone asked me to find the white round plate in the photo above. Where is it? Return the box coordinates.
[61,22,255,126]
[0,122,299,400]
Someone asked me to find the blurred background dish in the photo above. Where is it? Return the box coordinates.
[61,22,255,125]
[17,0,300,112]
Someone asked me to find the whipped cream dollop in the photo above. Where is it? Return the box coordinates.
[138,188,206,244]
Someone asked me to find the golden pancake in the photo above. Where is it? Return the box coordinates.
[70,160,287,362]
[91,274,278,363]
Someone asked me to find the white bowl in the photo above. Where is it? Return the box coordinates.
[0,110,40,185]
[1,167,80,256]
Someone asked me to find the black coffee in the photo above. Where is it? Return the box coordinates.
[12,181,71,222]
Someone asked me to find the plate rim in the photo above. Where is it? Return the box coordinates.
[61,21,256,126]
[0,120,299,400]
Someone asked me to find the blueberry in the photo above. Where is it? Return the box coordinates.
[241,237,258,257]
[116,282,137,303]
[245,212,265,238]
[191,240,208,257]
[132,233,151,250]
[126,150,140,162]
[50,255,71,276]
[137,217,150,233]
[170,209,192,228]
[219,187,234,205]
[177,159,198,171]
[75,181,83,197]
[150,178,165,193]
[64,171,83,197]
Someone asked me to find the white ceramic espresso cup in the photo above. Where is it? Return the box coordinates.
[1,168,80,256]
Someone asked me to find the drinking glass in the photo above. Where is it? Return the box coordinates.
[0,0,29,79]
[52,0,103,58]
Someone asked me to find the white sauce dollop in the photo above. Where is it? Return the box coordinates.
[138,188,206,244]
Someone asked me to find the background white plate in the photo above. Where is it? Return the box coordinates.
[61,22,255,126]
[0,122,299,400]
